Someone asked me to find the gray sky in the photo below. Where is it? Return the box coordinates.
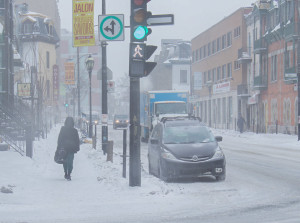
[58,0,255,78]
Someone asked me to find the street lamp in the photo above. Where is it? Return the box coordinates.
[85,54,94,138]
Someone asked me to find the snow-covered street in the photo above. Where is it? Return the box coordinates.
[1,123,300,223]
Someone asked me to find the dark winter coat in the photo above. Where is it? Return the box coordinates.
[237,116,245,129]
[57,117,80,154]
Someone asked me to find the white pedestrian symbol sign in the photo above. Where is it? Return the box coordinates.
[133,45,143,58]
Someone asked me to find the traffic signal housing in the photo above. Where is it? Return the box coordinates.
[130,43,157,78]
[131,0,152,42]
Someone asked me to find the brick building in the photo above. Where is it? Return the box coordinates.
[191,8,252,130]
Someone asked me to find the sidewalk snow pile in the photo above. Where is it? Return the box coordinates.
[1,125,300,222]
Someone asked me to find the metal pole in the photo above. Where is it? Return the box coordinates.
[129,77,141,186]
[297,40,300,140]
[297,1,300,140]
[122,129,127,178]
[101,0,108,154]
[77,47,81,117]
[89,71,93,138]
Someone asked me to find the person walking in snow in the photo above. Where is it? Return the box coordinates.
[57,117,80,181]
[237,114,246,133]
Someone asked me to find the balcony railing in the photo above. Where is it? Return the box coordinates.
[284,21,297,40]
[284,66,297,84]
[253,39,267,54]
[238,48,252,64]
[237,84,250,97]
[253,74,268,90]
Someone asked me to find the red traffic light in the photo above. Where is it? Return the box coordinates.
[133,0,144,6]
[133,0,151,6]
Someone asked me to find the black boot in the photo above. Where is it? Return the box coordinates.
[64,173,68,179]
[67,174,71,181]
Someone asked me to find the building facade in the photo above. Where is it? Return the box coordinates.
[246,0,299,134]
[142,39,191,93]
[191,8,252,130]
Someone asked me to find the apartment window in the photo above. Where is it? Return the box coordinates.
[271,55,278,81]
[200,47,203,60]
[180,70,188,84]
[203,71,207,84]
[217,37,221,51]
[222,34,226,49]
[222,64,226,79]
[24,23,33,34]
[46,51,50,69]
[207,42,211,56]
[195,49,199,61]
[203,45,207,58]
[234,61,240,70]
[212,40,216,54]
[212,68,216,83]
[271,99,278,123]
[227,63,232,78]
[234,26,241,38]
[227,32,232,47]
[208,70,211,81]
[217,66,221,80]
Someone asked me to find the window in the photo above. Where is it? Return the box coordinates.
[24,23,33,34]
[195,49,199,61]
[180,70,188,84]
[46,51,50,69]
[217,37,221,51]
[234,26,241,38]
[208,70,211,81]
[227,32,232,47]
[271,55,277,81]
[222,64,226,79]
[212,40,216,54]
[212,68,216,83]
[234,61,240,70]
[271,99,278,124]
[227,63,232,78]
[222,34,226,49]
[217,67,221,81]
[283,99,291,126]
[200,47,203,60]
[203,45,207,58]
[203,71,207,84]
[207,42,211,56]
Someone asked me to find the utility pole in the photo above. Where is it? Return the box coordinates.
[77,47,81,118]
[101,0,108,154]
[297,1,300,140]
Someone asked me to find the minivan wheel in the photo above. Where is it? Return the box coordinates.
[216,168,226,181]
[159,161,168,182]
[148,155,153,175]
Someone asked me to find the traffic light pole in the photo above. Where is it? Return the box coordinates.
[129,76,141,186]
[102,0,108,154]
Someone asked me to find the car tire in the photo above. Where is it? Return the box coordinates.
[158,161,168,182]
[148,155,153,175]
[216,167,226,181]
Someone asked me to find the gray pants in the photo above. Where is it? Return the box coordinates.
[63,153,74,175]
